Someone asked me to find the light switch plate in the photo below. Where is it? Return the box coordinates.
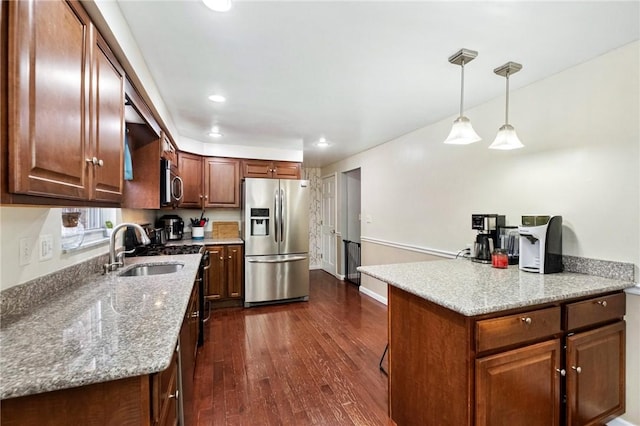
[39,234,54,261]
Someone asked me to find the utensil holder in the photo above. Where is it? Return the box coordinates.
[191,226,204,240]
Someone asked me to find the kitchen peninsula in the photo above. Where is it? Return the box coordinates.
[360,259,635,426]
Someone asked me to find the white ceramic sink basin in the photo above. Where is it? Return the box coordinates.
[118,263,184,277]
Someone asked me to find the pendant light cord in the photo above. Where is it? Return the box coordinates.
[505,71,510,125]
[459,61,465,117]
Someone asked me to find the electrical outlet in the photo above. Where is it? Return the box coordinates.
[19,238,32,266]
[39,234,54,261]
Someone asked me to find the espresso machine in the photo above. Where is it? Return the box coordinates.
[519,215,563,274]
[471,214,505,263]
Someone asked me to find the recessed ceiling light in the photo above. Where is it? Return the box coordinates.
[316,137,330,148]
[208,94,226,103]
[202,0,232,12]
[208,131,223,138]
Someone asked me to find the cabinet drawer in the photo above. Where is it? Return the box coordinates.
[476,306,561,353]
[565,292,625,332]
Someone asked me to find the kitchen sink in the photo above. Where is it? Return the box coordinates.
[118,263,184,277]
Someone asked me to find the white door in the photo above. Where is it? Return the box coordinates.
[321,174,336,275]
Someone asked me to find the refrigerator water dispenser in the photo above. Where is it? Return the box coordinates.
[250,208,269,236]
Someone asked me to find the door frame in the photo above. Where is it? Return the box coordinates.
[320,172,337,276]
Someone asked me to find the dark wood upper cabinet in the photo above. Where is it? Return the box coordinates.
[5,0,124,204]
[242,159,301,179]
[7,0,91,200]
[204,157,240,208]
[178,151,204,209]
[91,32,125,203]
[178,153,241,209]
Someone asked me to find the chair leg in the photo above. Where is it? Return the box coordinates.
[379,343,389,376]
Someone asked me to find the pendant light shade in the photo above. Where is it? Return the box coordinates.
[443,49,481,145]
[489,62,524,150]
[203,0,232,12]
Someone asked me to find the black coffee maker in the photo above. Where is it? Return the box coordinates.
[471,214,505,263]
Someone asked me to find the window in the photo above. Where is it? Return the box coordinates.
[61,208,116,252]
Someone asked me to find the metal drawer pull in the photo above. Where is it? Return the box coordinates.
[572,366,582,374]
[556,368,566,376]
[169,390,179,399]
[597,300,608,307]
[521,317,532,325]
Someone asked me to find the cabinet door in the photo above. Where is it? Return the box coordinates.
[566,321,625,425]
[272,161,301,179]
[179,284,198,426]
[203,157,240,208]
[7,0,91,200]
[226,245,244,298]
[206,246,226,300]
[178,152,203,208]
[476,339,561,426]
[90,33,124,202]
[242,159,273,178]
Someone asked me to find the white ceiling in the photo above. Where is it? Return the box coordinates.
[116,1,639,167]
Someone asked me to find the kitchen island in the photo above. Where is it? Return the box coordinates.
[0,253,202,425]
[359,259,635,426]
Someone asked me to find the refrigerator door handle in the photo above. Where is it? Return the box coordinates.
[247,256,307,263]
[280,188,285,243]
[274,189,280,243]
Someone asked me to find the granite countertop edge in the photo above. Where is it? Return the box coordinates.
[359,259,636,317]
[0,254,202,400]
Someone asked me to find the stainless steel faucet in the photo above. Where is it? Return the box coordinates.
[104,223,151,273]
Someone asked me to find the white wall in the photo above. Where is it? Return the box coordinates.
[322,41,640,423]
[0,207,118,291]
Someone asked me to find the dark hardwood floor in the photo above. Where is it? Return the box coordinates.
[193,270,392,425]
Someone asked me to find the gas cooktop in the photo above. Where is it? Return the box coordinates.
[128,244,203,257]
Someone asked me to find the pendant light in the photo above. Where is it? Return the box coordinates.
[489,62,524,150]
[443,49,481,145]
[203,0,232,12]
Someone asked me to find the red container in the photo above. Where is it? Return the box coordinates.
[492,250,508,269]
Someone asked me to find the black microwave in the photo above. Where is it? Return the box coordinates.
[160,158,183,206]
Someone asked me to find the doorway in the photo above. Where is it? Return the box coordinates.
[321,173,337,275]
[342,168,361,284]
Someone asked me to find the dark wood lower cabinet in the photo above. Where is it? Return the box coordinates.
[566,321,625,425]
[476,339,561,426]
[205,244,243,305]
[388,286,626,426]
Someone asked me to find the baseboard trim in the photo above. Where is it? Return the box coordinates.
[309,265,322,270]
[359,285,388,305]
[608,417,637,426]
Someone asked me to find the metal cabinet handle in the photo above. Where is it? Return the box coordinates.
[597,300,608,307]
[85,157,103,166]
[191,311,199,318]
[556,368,566,376]
[168,390,179,399]
[572,366,582,374]
[521,317,532,325]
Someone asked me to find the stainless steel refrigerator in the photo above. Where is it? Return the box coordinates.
[242,178,310,307]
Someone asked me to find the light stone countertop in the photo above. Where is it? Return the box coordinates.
[0,253,202,400]
[358,259,635,316]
